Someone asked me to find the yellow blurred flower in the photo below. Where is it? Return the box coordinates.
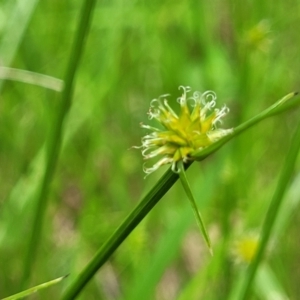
[233,233,259,264]
[137,86,233,175]
[244,20,272,52]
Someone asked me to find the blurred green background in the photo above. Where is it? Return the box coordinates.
[1,0,300,299]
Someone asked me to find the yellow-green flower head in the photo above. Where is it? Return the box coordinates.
[139,86,232,175]
[232,233,259,264]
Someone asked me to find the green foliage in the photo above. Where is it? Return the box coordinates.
[1,0,300,299]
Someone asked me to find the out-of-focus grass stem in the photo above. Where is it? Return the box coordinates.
[20,0,96,288]
[239,108,300,299]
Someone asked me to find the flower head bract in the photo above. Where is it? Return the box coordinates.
[138,86,233,175]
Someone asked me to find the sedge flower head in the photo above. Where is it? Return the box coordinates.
[137,86,233,175]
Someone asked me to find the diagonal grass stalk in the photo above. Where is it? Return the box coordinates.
[239,109,300,299]
[61,166,188,299]
[20,0,96,289]
[2,275,68,300]
[61,93,300,299]
[0,67,64,91]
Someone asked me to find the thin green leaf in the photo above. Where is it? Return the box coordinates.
[2,275,68,300]
[177,160,213,255]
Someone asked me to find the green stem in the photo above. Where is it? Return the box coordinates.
[21,0,96,288]
[191,92,299,160]
[61,92,300,299]
[239,115,300,299]
[61,165,190,300]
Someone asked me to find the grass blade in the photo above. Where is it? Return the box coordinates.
[20,0,97,288]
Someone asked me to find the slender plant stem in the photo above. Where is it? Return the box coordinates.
[191,92,299,160]
[239,118,300,299]
[21,0,96,288]
[61,93,300,299]
[61,165,191,300]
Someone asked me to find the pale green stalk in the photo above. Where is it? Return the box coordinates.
[0,67,63,91]
[0,0,39,91]
[2,275,68,300]
[20,0,96,288]
[61,93,300,299]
